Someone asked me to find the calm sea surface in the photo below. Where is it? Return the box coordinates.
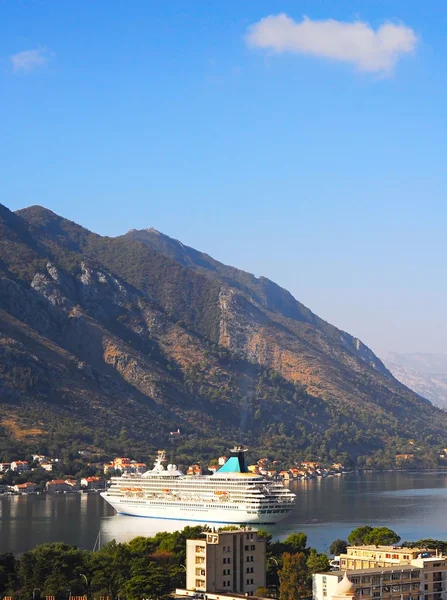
[1,471,447,554]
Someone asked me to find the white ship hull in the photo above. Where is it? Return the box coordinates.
[101,447,296,525]
[101,494,290,524]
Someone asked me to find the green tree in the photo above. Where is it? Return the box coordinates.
[401,539,447,554]
[329,540,348,556]
[306,549,330,574]
[282,533,308,555]
[0,553,17,596]
[87,541,131,600]
[279,552,309,600]
[17,542,87,598]
[348,526,373,546]
[364,528,400,546]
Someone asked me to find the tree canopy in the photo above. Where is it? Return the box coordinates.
[329,539,348,556]
[347,526,401,547]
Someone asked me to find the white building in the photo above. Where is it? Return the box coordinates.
[313,547,447,600]
[10,461,30,473]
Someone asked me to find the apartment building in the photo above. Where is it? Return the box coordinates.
[340,546,432,570]
[185,530,266,597]
[314,546,447,600]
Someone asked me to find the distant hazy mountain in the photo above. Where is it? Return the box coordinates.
[384,353,447,409]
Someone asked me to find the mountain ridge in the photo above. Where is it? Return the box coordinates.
[1,202,445,467]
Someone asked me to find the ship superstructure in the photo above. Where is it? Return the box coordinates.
[101,447,296,524]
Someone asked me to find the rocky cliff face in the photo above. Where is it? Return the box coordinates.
[1,203,445,463]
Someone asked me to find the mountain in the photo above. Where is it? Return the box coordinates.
[1,202,446,467]
[384,353,447,410]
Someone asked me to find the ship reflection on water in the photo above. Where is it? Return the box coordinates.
[99,513,295,546]
[100,515,228,544]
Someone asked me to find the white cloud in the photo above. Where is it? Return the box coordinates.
[246,14,418,74]
[10,48,50,72]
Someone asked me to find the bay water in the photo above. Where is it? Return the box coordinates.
[1,471,447,554]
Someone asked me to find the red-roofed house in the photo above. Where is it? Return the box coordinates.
[13,482,37,493]
[46,480,71,493]
[81,476,103,490]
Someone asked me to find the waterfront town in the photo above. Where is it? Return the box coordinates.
[0,451,348,495]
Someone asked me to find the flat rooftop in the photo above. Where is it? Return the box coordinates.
[318,564,429,577]
[346,546,434,552]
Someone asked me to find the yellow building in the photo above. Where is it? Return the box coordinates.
[314,546,447,600]
[340,546,432,570]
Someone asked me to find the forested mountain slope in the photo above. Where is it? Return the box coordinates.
[0,203,445,466]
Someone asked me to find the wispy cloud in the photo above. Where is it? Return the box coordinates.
[246,14,418,74]
[10,48,51,72]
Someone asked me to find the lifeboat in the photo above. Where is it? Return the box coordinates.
[162,489,170,493]
[214,491,228,496]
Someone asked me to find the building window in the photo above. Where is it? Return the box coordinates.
[245,545,249,551]
[323,591,327,597]
[251,545,256,550]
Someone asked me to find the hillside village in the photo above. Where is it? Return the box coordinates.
[0,450,351,496]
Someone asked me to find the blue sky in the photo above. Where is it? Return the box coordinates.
[1,1,446,356]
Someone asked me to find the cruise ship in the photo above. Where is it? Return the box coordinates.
[101,447,296,524]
